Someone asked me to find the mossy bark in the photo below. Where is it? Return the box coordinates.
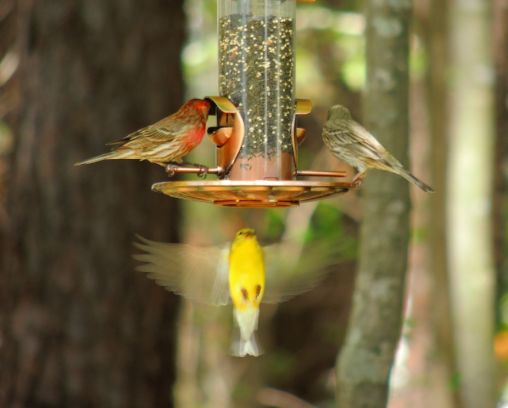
[336,1,412,406]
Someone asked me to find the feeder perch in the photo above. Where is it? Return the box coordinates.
[152,0,353,208]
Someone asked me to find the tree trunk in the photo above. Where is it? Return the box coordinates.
[493,0,508,326]
[0,1,185,406]
[447,0,496,407]
[425,0,459,405]
[336,0,412,407]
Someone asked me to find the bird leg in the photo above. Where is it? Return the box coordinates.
[165,162,179,176]
[352,170,367,187]
[183,162,210,177]
[197,166,209,179]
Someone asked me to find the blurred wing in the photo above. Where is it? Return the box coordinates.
[133,235,230,306]
[262,241,339,304]
[210,245,231,305]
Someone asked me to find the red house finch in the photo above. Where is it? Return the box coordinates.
[322,105,434,193]
[76,99,211,167]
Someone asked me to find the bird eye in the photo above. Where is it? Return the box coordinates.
[241,287,249,301]
[255,285,262,299]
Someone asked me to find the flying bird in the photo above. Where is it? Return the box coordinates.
[322,105,434,192]
[134,229,336,357]
[76,98,211,167]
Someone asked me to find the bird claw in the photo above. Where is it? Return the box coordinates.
[352,178,363,188]
[352,172,365,187]
[165,162,209,178]
[197,166,209,179]
[165,163,179,177]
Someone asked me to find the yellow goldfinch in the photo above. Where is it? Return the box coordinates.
[228,228,265,356]
[134,229,335,357]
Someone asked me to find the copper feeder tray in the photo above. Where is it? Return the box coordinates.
[152,179,352,208]
[152,96,353,208]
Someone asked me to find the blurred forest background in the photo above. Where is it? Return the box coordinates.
[0,0,504,407]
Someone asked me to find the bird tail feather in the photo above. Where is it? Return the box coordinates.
[74,151,132,166]
[232,334,261,357]
[398,169,434,193]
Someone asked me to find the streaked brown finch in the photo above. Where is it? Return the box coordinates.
[322,105,434,193]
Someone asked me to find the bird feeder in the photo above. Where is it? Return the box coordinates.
[153,0,352,207]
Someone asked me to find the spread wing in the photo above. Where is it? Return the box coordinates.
[262,241,340,304]
[133,235,230,306]
[134,236,341,306]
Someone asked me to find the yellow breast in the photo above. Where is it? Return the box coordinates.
[228,234,265,311]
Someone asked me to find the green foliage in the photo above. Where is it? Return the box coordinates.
[449,371,461,392]
[306,202,357,260]
[409,37,428,80]
[296,8,366,97]
[500,294,508,330]
[341,45,366,91]
[411,225,429,244]
[264,209,287,240]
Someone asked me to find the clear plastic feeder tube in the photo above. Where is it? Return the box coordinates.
[218,0,296,180]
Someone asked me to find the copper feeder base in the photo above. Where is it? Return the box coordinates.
[152,180,352,208]
[153,97,353,208]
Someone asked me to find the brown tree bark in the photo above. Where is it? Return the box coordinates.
[336,0,412,406]
[0,1,185,406]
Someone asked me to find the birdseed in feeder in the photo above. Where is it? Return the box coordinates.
[219,14,295,158]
